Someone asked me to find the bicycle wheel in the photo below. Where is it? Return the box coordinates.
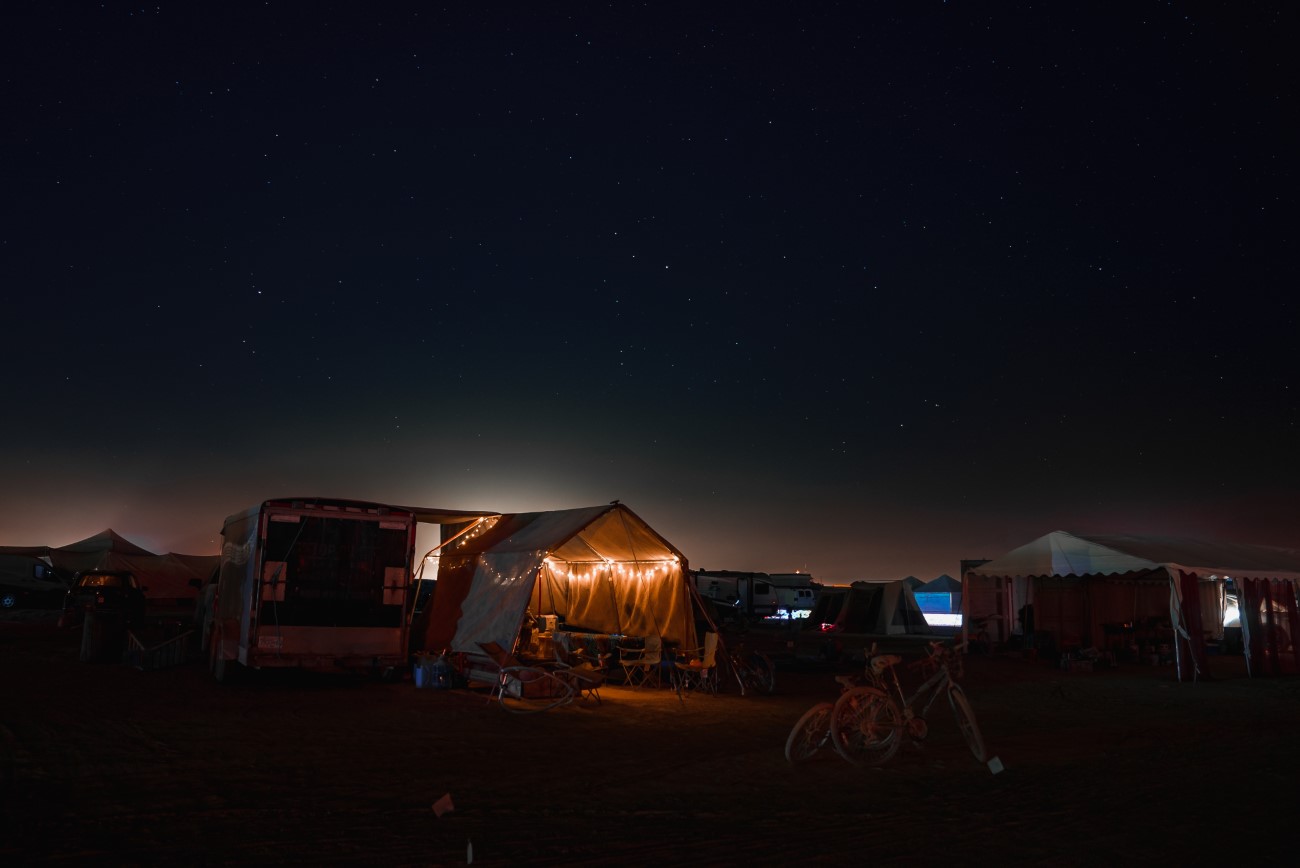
[784,702,833,764]
[948,684,987,763]
[737,652,776,695]
[830,686,902,766]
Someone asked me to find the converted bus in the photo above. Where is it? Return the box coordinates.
[207,498,423,681]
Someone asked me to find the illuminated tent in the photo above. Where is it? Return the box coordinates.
[963,531,1300,680]
[417,503,696,659]
[916,574,963,615]
[0,529,219,608]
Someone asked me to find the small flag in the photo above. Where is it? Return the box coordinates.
[432,793,455,817]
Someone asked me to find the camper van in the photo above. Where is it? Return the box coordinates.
[767,572,819,618]
[693,570,779,620]
[206,498,418,681]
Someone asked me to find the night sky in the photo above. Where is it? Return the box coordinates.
[3,2,1296,582]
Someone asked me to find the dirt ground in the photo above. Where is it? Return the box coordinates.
[3,609,1298,867]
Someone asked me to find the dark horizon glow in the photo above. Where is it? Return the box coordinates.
[3,3,1296,582]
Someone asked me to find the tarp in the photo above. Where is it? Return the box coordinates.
[965,530,1300,680]
[0,529,218,606]
[806,580,933,636]
[417,504,696,657]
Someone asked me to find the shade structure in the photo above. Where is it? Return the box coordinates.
[965,531,1300,679]
[417,503,696,657]
[0,529,218,605]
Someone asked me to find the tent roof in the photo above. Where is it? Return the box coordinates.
[921,574,962,593]
[967,530,1300,582]
[0,529,217,600]
[59,529,158,558]
[445,503,684,562]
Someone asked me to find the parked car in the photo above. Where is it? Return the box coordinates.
[0,557,69,610]
[60,570,146,627]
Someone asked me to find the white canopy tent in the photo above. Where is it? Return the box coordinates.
[964,531,1300,680]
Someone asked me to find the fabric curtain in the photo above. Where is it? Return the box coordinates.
[1172,571,1209,682]
[1239,577,1299,676]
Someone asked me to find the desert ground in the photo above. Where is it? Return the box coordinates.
[3,609,1298,867]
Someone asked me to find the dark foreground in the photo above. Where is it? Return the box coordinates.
[3,613,1298,866]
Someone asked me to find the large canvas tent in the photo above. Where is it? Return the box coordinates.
[794,580,933,662]
[808,580,934,636]
[964,531,1300,680]
[0,529,219,609]
[417,503,696,662]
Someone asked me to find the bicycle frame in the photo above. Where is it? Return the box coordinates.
[875,653,954,726]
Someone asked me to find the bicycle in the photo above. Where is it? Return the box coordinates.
[830,640,986,766]
[784,672,889,764]
[728,644,776,696]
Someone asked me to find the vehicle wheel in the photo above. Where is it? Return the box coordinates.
[948,684,987,763]
[1,592,17,609]
[785,702,833,764]
[830,687,903,766]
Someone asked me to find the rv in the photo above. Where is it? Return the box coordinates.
[768,572,819,618]
[206,498,419,681]
[693,570,778,620]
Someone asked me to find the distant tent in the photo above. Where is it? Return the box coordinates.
[417,504,697,665]
[0,529,218,608]
[806,580,933,636]
[901,576,925,591]
[916,574,962,615]
[964,530,1300,680]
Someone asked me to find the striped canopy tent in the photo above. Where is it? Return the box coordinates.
[964,531,1300,680]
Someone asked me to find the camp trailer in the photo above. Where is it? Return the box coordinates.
[206,498,421,681]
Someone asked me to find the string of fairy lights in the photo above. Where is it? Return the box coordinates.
[439,515,680,584]
[444,552,681,586]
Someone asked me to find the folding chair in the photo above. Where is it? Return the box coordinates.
[618,636,663,688]
[479,641,575,711]
[673,631,719,697]
[554,639,611,704]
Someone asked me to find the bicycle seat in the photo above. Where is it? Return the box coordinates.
[870,654,902,673]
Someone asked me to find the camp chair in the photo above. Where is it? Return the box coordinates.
[556,658,606,704]
[476,641,525,703]
[478,641,577,712]
[553,640,611,704]
[673,631,719,697]
[618,636,663,688]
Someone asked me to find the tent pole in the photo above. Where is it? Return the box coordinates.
[961,573,970,650]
